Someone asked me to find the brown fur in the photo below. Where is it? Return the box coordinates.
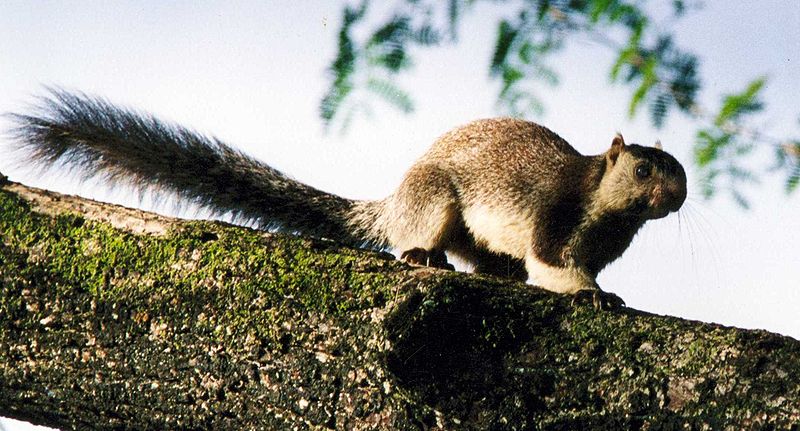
[351,118,687,295]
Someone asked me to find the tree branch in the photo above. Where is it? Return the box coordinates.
[1,175,798,430]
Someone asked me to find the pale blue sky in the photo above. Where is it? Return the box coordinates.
[0,2,798,428]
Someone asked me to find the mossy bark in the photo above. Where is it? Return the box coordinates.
[1,176,799,430]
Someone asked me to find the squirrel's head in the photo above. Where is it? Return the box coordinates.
[594,134,687,220]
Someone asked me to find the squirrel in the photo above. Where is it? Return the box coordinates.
[8,89,686,307]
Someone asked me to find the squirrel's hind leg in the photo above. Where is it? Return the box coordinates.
[387,163,460,270]
[400,247,455,270]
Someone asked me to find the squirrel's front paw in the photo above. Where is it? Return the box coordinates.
[571,289,626,310]
[400,248,455,270]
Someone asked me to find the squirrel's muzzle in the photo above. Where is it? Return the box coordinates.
[648,176,687,219]
[666,180,687,212]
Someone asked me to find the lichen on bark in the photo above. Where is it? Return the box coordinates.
[1,178,799,430]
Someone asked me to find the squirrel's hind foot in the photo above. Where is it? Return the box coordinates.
[571,289,626,310]
[400,248,455,271]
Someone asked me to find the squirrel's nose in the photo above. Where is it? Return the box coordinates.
[665,181,687,212]
[650,180,686,214]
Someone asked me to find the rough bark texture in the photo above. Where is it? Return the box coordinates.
[1,174,799,430]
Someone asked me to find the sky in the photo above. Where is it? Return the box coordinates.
[0,1,798,429]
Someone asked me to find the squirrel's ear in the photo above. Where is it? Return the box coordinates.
[654,139,663,150]
[607,133,625,164]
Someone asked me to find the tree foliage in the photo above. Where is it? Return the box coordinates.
[320,1,442,131]
[694,78,765,207]
[320,0,800,204]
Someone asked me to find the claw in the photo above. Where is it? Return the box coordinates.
[400,248,455,270]
[571,289,626,310]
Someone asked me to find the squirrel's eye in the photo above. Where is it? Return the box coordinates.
[635,163,651,179]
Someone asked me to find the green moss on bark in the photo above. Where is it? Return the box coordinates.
[0,187,423,429]
[1,183,800,430]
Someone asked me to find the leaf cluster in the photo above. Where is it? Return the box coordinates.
[772,136,800,194]
[322,0,697,128]
[488,11,561,117]
[320,0,800,204]
[320,0,444,131]
[694,79,765,207]
[611,34,699,127]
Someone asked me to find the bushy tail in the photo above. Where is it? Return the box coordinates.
[7,88,385,247]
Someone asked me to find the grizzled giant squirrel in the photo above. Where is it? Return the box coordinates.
[9,90,687,306]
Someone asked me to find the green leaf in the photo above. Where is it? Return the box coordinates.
[700,169,718,199]
[649,90,671,128]
[731,189,751,209]
[535,0,551,21]
[524,95,545,117]
[673,0,686,16]
[726,165,756,182]
[368,16,410,48]
[491,20,518,76]
[669,54,699,109]
[589,0,615,23]
[535,63,559,86]
[611,4,647,33]
[734,141,754,156]
[447,0,460,38]
[628,57,657,117]
[691,77,773,206]
[319,81,353,123]
[343,0,368,25]
[694,130,717,167]
[610,46,636,81]
[497,65,524,100]
[694,129,736,168]
[320,1,369,125]
[519,41,534,64]
[787,164,800,193]
[716,77,766,125]
[413,24,441,45]
[783,142,800,193]
[502,66,524,86]
[365,77,414,113]
[371,46,409,72]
